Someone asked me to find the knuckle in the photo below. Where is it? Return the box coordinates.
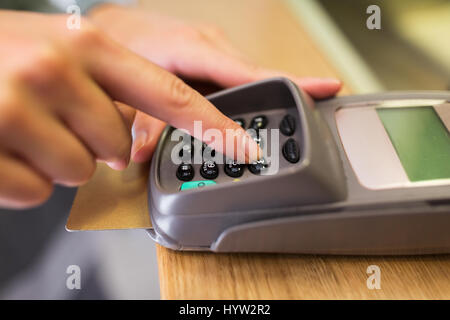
[166,76,196,109]
[205,25,225,37]
[67,169,95,187]
[13,47,68,85]
[22,180,53,208]
[68,20,103,48]
[179,26,202,40]
[101,135,132,164]
[77,158,96,185]
[65,153,96,186]
[47,141,97,187]
[0,92,26,134]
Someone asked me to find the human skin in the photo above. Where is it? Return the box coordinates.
[88,4,342,163]
[0,7,340,209]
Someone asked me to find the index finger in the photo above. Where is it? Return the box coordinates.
[83,37,260,163]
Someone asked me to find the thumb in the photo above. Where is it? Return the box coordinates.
[131,112,166,163]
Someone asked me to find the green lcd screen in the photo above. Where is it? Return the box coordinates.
[377,106,450,182]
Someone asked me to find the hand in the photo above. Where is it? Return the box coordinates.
[0,10,256,208]
[89,4,342,162]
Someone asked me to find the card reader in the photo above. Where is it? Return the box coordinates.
[147,78,450,255]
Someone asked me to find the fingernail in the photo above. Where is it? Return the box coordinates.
[106,159,128,171]
[237,130,261,163]
[323,78,342,85]
[132,131,148,159]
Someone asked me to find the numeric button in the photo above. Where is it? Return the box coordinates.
[280,114,296,136]
[202,143,216,159]
[233,118,245,128]
[179,142,194,159]
[248,158,269,175]
[176,163,194,181]
[224,160,244,178]
[282,139,300,163]
[249,115,268,131]
[200,160,219,179]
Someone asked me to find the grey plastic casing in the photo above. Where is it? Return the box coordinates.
[147,78,450,255]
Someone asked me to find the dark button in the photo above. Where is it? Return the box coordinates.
[179,142,194,159]
[202,143,216,159]
[282,138,300,163]
[176,163,194,181]
[279,114,296,136]
[250,115,268,131]
[224,160,244,178]
[248,129,264,148]
[233,118,245,128]
[248,158,269,175]
[200,160,219,179]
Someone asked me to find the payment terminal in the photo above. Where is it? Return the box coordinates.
[147,78,450,254]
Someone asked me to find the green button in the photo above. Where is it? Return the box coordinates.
[180,180,217,191]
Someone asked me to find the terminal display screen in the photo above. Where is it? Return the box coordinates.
[377,106,450,182]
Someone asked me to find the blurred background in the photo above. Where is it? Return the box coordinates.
[0,0,448,299]
[312,0,450,91]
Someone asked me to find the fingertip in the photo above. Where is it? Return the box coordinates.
[106,158,129,171]
[131,134,159,163]
[323,78,343,94]
[324,78,342,90]
[295,77,342,99]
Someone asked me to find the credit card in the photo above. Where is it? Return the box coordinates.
[66,162,152,231]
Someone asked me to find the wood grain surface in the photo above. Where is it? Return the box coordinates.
[142,0,449,299]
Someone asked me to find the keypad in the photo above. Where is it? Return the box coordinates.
[175,112,301,183]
